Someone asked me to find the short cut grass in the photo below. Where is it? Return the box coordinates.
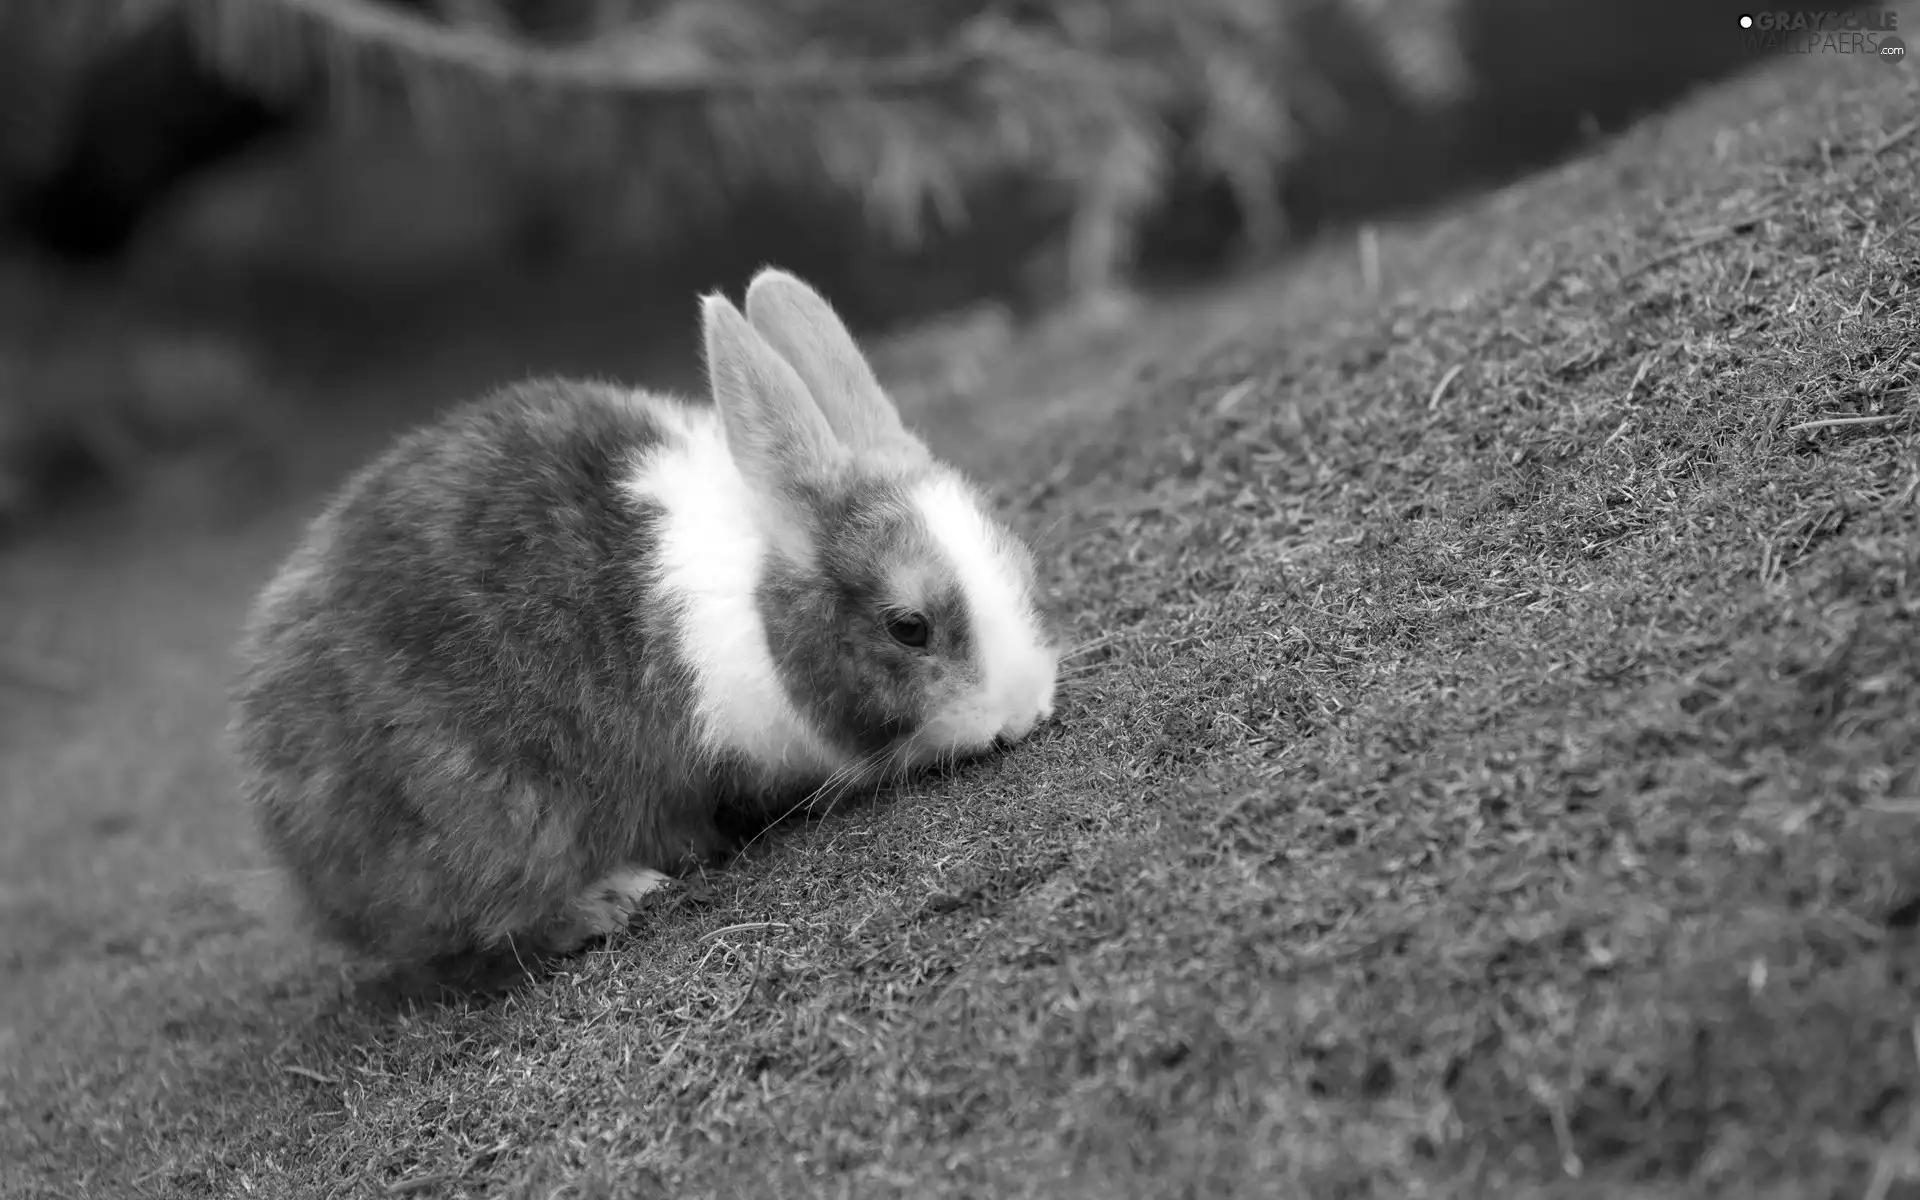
[4,54,1919,1200]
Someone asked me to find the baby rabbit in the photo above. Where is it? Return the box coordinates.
[229,268,1059,968]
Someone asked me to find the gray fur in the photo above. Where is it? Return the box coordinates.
[230,381,749,965]
[759,474,980,758]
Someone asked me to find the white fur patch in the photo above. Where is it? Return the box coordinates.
[911,473,1059,757]
[619,396,849,782]
[589,865,672,907]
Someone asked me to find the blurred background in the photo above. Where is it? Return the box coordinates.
[0,0,1868,532]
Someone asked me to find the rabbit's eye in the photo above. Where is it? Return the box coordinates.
[885,612,930,649]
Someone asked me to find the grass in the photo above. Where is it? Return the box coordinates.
[4,49,1920,1200]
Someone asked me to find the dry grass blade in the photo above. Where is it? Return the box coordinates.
[712,941,767,1024]
[1786,413,1909,435]
[1868,118,1919,160]
[1620,205,1776,278]
[698,922,791,942]
[1427,362,1464,411]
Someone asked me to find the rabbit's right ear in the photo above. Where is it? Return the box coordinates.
[743,269,924,462]
[702,292,848,485]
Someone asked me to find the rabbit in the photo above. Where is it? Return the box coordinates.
[228,268,1060,970]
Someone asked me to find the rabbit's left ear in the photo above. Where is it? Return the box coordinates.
[702,291,848,487]
[744,268,926,461]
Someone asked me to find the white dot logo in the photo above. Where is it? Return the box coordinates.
[1739,13,1754,28]
[1883,36,1908,64]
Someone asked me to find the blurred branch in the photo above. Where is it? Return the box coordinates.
[175,0,989,98]
[17,0,1860,297]
[146,1,1157,252]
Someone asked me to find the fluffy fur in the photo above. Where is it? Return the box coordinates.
[229,268,1059,967]
[619,398,848,781]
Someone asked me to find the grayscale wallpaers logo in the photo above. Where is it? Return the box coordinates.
[1737,10,1906,62]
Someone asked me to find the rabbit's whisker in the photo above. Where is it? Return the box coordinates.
[819,748,889,810]
[734,751,878,857]
[1032,511,1073,548]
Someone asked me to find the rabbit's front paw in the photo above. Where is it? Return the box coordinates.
[554,866,673,951]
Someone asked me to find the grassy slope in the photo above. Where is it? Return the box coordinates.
[5,51,1920,1200]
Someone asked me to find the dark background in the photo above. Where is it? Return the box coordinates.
[0,0,1870,530]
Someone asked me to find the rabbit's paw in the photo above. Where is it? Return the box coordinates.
[584,865,673,928]
[555,866,673,951]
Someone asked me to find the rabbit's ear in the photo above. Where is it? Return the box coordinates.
[703,292,848,485]
[743,268,924,460]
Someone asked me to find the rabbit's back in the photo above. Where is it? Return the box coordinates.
[230,380,720,962]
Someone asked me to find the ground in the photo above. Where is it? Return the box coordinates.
[3,50,1919,1200]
